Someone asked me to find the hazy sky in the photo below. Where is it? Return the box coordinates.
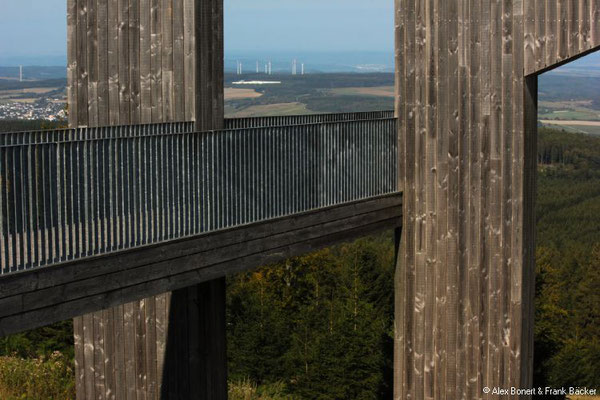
[0,0,67,57]
[225,0,394,53]
[0,0,393,60]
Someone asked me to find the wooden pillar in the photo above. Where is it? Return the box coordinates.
[161,279,228,399]
[68,0,225,398]
[73,280,227,400]
[394,0,538,398]
[67,0,223,128]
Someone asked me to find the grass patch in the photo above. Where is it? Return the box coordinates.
[225,102,311,117]
[228,379,295,400]
[0,352,75,400]
[327,86,395,98]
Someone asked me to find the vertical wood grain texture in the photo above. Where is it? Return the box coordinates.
[70,1,225,398]
[68,0,221,127]
[67,0,79,128]
[394,0,579,398]
[74,316,86,400]
[97,0,110,127]
[525,0,600,75]
[64,0,600,399]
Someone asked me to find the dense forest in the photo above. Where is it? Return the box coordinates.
[534,126,600,389]
[0,121,599,398]
[227,235,396,399]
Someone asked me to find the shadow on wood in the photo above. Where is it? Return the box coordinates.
[161,279,227,400]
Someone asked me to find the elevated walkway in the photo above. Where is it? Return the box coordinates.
[0,111,401,335]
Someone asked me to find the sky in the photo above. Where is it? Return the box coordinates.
[0,0,394,64]
[0,0,67,59]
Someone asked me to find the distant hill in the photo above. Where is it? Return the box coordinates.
[225,51,394,74]
[0,66,66,81]
[539,74,600,102]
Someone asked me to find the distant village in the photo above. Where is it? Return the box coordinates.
[0,100,66,121]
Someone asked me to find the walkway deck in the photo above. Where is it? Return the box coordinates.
[0,111,401,335]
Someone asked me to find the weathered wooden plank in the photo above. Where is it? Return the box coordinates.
[93,310,106,400]
[83,312,96,400]
[107,0,120,125]
[393,0,407,397]
[558,0,568,61]
[434,0,448,397]
[197,279,228,399]
[129,0,141,124]
[87,0,99,127]
[592,0,600,46]
[172,0,185,121]
[479,0,491,396]
[212,0,224,129]
[524,0,537,74]
[123,302,136,400]
[423,0,437,397]
[164,292,176,398]
[144,296,158,400]
[113,305,127,400]
[117,0,130,125]
[456,0,469,396]
[511,3,526,393]
[161,0,173,121]
[467,0,482,397]
[76,0,89,126]
[134,300,147,400]
[535,0,546,72]
[155,293,168,396]
[580,0,591,51]
[545,0,557,69]
[140,0,152,124]
[521,75,538,393]
[567,0,578,57]
[67,0,79,128]
[102,308,116,400]
[413,0,426,397]
[175,289,190,399]
[183,0,195,122]
[97,0,110,126]
[194,0,208,130]
[444,0,459,396]
[74,316,86,399]
[150,0,163,123]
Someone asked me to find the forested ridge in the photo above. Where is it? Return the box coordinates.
[534,127,600,390]
[226,235,396,399]
[0,122,599,398]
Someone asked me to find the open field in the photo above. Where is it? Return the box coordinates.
[539,100,600,120]
[0,87,60,95]
[540,119,600,127]
[540,120,600,136]
[225,102,311,117]
[0,98,37,104]
[224,87,262,100]
[327,85,395,97]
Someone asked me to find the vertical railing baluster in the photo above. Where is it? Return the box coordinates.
[0,114,398,274]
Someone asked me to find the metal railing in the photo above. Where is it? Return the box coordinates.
[0,113,397,274]
[224,110,395,129]
[0,121,194,146]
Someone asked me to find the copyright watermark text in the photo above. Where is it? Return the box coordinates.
[482,386,598,396]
